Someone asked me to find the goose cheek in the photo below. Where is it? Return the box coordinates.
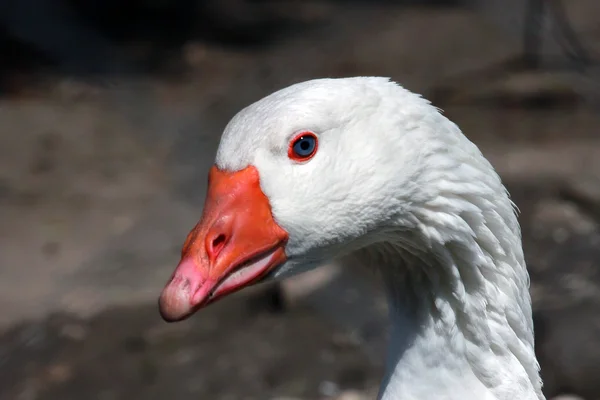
[158,165,289,322]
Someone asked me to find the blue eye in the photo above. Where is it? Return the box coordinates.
[289,133,318,161]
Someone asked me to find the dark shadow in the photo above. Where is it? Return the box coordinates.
[0,0,467,94]
[0,0,326,90]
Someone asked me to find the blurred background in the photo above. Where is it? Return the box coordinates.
[0,0,599,399]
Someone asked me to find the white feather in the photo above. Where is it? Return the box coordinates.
[215,77,544,400]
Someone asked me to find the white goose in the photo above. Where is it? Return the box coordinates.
[158,77,545,400]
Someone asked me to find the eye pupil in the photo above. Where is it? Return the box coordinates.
[292,135,316,158]
[289,132,318,161]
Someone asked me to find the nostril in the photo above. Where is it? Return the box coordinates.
[212,234,226,251]
[207,233,227,260]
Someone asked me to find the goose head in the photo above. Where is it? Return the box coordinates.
[159,77,442,318]
[158,77,543,399]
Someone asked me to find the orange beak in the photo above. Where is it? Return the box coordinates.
[158,165,289,322]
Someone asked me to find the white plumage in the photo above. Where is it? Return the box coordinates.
[160,77,545,400]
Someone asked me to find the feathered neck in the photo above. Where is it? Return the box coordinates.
[349,179,544,400]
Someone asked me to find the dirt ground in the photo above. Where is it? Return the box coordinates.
[1,1,600,399]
